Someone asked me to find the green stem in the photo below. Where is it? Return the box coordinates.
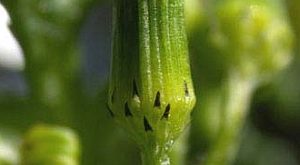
[203,72,254,165]
[141,147,170,165]
[170,128,190,165]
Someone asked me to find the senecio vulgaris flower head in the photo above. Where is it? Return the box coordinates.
[107,0,196,162]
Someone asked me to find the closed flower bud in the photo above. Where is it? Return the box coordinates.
[108,0,196,164]
[21,125,80,165]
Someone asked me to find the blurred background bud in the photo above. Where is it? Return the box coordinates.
[21,125,80,165]
[0,129,20,165]
[0,3,24,71]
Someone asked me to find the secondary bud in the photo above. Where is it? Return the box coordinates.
[21,125,80,165]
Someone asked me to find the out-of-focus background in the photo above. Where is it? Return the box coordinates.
[0,0,299,164]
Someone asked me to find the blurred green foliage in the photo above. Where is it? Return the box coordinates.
[0,0,299,165]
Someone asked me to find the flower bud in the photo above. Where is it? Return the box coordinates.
[21,125,80,165]
[108,0,196,163]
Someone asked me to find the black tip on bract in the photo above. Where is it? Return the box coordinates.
[144,117,153,132]
[133,80,139,97]
[125,102,133,117]
[154,91,161,107]
[161,104,171,120]
[184,81,189,97]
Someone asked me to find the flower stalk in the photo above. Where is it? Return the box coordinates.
[202,72,254,165]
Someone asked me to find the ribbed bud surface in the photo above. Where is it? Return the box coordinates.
[108,0,196,162]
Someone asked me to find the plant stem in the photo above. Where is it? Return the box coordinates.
[170,128,190,165]
[202,72,254,165]
[141,146,170,165]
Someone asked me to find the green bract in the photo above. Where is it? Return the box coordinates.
[21,125,80,165]
[108,0,196,164]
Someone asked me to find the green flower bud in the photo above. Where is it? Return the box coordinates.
[108,0,196,164]
[211,0,294,80]
[21,125,80,165]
